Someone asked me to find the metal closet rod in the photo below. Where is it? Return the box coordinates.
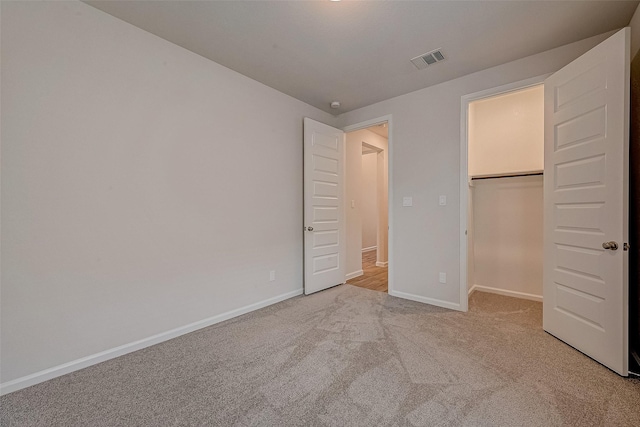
[471,172,544,180]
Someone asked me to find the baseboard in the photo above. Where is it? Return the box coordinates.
[345,270,364,280]
[389,290,463,311]
[469,284,542,302]
[0,288,303,396]
[375,261,388,268]
[362,246,377,253]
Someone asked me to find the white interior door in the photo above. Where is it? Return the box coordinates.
[543,28,629,375]
[304,118,346,295]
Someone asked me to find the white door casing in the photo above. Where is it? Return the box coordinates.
[304,118,346,295]
[543,28,629,375]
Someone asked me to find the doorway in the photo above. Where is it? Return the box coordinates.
[459,75,548,312]
[344,121,390,293]
[459,28,630,377]
[302,115,392,296]
[466,84,545,303]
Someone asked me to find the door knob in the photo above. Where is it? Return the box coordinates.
[306,226,314,231]
[602,241,618,250]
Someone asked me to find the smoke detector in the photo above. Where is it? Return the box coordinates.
[410,49,445,70]
[330,101,341,109]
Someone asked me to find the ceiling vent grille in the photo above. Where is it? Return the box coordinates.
[411,49,445,70]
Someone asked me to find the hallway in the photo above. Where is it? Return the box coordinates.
[346,250,388,293]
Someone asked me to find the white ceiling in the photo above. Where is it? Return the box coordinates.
[85,1,639,115]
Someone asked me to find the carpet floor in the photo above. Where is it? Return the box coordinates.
[1,285,639,426]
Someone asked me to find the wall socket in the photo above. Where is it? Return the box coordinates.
[439,272,446,284]
[269,270,276,282]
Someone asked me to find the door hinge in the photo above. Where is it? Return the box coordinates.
[624,242,630,251]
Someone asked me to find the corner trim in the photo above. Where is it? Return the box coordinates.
[469,284,542,302]
[0,288,303,396]
[389,290,463,311]
[345,270,364,280]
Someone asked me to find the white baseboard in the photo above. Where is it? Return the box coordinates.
[375,261,388,268]
[345,270,364,280]
[362,246,377,253]
[468,284,542,302]
[0,288,303,396]
[389,290,463,312]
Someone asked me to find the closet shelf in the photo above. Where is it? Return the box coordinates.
[470,170,543,180]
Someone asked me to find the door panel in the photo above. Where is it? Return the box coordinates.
[543,28,629,375]
[304,118,346,295]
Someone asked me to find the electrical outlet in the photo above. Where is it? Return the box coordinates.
[269,270,276,282]
[439,272,446,284]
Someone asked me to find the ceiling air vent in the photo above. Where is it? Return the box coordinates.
[411,49,445,70]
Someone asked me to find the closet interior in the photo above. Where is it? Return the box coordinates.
[467,85,544,302]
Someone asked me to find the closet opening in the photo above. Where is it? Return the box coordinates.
[465,83,544,306]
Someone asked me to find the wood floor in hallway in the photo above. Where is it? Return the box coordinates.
[347,250,388,293]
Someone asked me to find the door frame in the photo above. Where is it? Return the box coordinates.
[343,115,394,293]
[459,75,549,311]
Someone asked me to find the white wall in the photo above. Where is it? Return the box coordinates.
[376,143,389,267]
[345,129,388,278]
[361,153,378,250]
[468,85,544,177]
[338,31,613,309]
[345,132,363,277]
[0,1,337,388]
[471,176,543,299]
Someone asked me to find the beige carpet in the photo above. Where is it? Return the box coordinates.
[1,285,639,426]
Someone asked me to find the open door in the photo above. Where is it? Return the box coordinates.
[303,118,346,295]
[543,28,630,375]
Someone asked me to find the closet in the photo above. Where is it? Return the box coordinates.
[467,85,544,301]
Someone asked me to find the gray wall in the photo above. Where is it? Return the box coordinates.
[338,32,612,309]
[0,1,336,386]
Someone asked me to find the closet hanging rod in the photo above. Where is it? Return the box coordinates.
[471,172,543,180]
